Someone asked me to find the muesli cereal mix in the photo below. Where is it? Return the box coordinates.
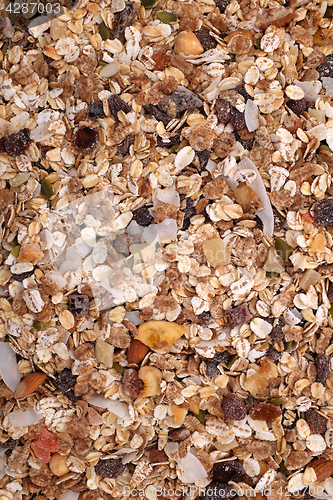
[1,0,333,499]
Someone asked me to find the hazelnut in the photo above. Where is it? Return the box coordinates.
[49,453,70,477]
[174,31,204,56]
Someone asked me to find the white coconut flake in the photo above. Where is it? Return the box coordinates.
[89,395,132,426]
[8,408,43,427]
[175,146,195,171]
[236,157,274,236]
[0,342,21,391]
[322,77,333,97]
[293,80,321,103]
[59,491,80,500]
[245,99,260,132]
[177,451,208,484]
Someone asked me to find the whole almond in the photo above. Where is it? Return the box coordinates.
[14,372,47,399]
[308,457,333,482]
[127,338,149,364]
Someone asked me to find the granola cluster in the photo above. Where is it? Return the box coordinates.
[1,0,333,499]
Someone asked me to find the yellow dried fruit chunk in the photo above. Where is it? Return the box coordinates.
[136,320,186,351]
[202,238,230,267]
[243,358,278,398]
[138,366,162,397]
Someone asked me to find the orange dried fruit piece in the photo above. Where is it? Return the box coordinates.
[138,366,162,397]
[31,428,59,463]
[18,243,44,264]
[202,238,231,267]
[136,320,186,352]
[249,402,282,422]
[243,359,278,398]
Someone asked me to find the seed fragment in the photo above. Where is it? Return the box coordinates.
[157,11,178,24]
[9,172,30,187]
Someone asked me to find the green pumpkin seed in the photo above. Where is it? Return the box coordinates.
[329,304,333,317]
[113,362,125,373]
[33,320,52,331]
[227,354,238,369]
[40,179,55,200]
[11,245,21,258]
[319,144,331,152]
[98,21,111,41]
[275,238,292,261]
[9,172,30,188]
[97,61,108,67]
[169,143,179,154]
[141,0,158,9]
[268,397,284,406]
[254,37,262,49]
[1,43,8,56]
[278,461,290,476]
[157,11,178,24]
[266,271,279,279]
[284,340,292,352]
[191,409,206,425]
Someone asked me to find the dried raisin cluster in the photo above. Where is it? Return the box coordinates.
[94,458,126,478]
[211,460,244,482]
[222,394,247,420]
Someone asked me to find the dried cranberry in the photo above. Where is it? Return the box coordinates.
[230,107,246,131]
[144,104,171,126]
[267,345,282,362]
[4,128,31,157]
[215,98,231,124]
[117,133,134,156]
[305,409,327,434]
[132,206,154,226]
[316,54,333,78]
[196,149,210,170]
[222,393,247,420]
[31,428,59,463]
[73,126,98,153]
[315,353,330,384]
[194,28,216,51]
[88,102,105,119]
[287,98,309,116]
[95,458,126,478]
[68,293,90,317]
[203,481,236,500]
[225,303,253,328]
[211,460,244,483]
[54,368,77,394]
[109,94,131,119]
[314,198,333,226]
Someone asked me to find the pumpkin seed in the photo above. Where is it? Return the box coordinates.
[191,409,206,425]
[11,245,21,258]
[40,179,55,200]
[33,320,52,331]
[9,172,30,188]
[254,37,262,49]
[97,61,108,66]
[227,354,238,369]
[100,61,121,78]
[319,144,331,152]
[113,362,125,373]
[268,397,284,406]
[98,21,111,41]
[1,43,8,56]
[156,11,178,24]
[141,0,158,8]
[169,143,179,154]
[275,238,292,261]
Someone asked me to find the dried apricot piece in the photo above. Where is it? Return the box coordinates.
[31,428,59,463]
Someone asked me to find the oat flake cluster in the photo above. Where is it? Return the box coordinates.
[2,0,333,499]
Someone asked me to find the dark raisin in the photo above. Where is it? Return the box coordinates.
[211,460,244,483]
[234,85,253,101]
[11,269,35,282]
[169,427,191,441]
[198,310,212,326]
[54,368,77,394]
[214,0,230,11]
[203,481,236,500]
[113,2,140,40]
[305,409,327,434]
[73,126,98,153]
[314,198,333,226]
[95,458,126,478]
[315,353,330,384]
[230,107,246,131]
[144,104,172,126]
[215,98,231,124]
[222,394,247,420]
[117,133,134,156]
[244,396,260,411]
[206,361,221,378]
[196,149,210,170]
[122,368,144,398]
[225,303,253,328]
[213,351,232,364]
[68,293,90,317]
[0,138,5,153]
[88,102,105,119]
[267,345,282,362]
[273,209,287,232]
[316,54,333,78]
[109,94,131,119]
[0,437,19,449]
[269,318,285,341]
[235,133,253,151]
[194,28,216,51]
[5,449,12,457]
[65,390,78,402]
[132,206,154,226]
[4,128,31,157]
[159,91,203,114]
[156,134,180,148]
[287,98,309,116]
